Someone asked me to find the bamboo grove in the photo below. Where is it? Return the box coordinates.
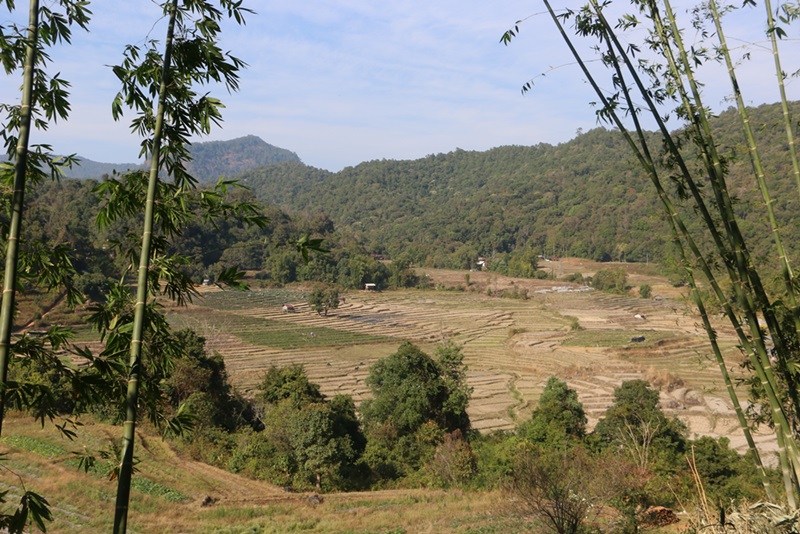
[0,1,263,532]
[504,0,800,508]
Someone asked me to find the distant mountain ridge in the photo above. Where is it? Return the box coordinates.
[237,102,800,267]
[62,135,300,182]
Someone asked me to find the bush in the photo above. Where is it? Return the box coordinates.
[518,376,586,447]
[639,284,652,299]
[591,268,628,293]
[426,430,476,488]
[509,445,601,534]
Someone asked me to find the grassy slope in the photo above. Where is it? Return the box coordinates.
[0,413,529,533]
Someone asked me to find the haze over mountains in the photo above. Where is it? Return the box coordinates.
[64,135,301,182]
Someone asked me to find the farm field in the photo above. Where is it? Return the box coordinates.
[169,260,764,455]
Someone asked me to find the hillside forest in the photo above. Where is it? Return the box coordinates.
[17,101,800,303]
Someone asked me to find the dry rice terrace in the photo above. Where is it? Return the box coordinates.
[170,259,765,456]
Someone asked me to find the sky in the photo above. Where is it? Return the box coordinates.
[1,1,797,172]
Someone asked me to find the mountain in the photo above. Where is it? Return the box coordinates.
[65,158,143,179]
[236,102,800,268]
[185,135,301,183]
[62,135,300,182]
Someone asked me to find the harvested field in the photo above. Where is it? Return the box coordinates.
[169,263,763,455]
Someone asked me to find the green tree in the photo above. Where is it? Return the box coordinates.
[506,247,540,278]
[361,341,471,437]
[257,364,324,408]
[308,285,339,316]
[164,329,250,432]
[388,254,419,288]
[591,268,627,293]
[639,284,652,299]
[360,341,471,482]
[434,341,473,433]
[593,380,686,473]
[691,436,765,517]
[518,376,586,446]
[289,398,364,490]
[232,366,366,491]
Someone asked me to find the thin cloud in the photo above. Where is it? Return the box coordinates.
[1,1,795,171]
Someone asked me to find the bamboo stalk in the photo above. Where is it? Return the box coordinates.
[597,10,775,499]
[659,0,800,501]
[113,2,179,532]
[664,0,800,434]
[0,0,39,437]
[763,0,800,200]
[708,0,800,431]
[545,0,782,500]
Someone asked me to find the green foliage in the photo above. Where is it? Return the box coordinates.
[388,255,419,288]
[592,380,687,474]
[0,453,53,534]
[434,341,473,433]
[517,376,586,447]
[0,489,53,534]
[308,286,339,316]
[183,135,300,184]
[232,366,366,491]
[638,284,652,299]
[236,103,800,271]
[360,341,472,484]
[591,268,628,293]
[129,478,188,503]
[490,248,540,278]
[257,364,324,408]
[1,435,66,458]
[361,341,471,438]
[425,430,476,488]
[691,436,766,513]
[469,431,518,489]
[165,329,252,432]
[0,0,91,454]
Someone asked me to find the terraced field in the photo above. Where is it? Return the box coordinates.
[169,264,762,455]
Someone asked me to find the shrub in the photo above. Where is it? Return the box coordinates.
[591,268,628,293]
[639,284,652,299]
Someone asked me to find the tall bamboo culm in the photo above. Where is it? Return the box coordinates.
[113,2,179,531]
[0,0,89,436]
[0,0,39,438]
[110,1,250,531]
[506,0,800,507]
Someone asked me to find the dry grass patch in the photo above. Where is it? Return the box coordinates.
[1,412,533,533]
[562,329,676,347]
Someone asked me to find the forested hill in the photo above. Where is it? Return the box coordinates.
[63,135,300,182]
[238,134,665,265]
[186,135,301,182]
[237,102,800,268]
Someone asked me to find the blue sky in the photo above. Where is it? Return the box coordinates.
[2,1,797,171]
